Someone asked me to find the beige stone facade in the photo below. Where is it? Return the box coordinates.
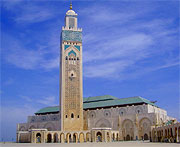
[16,5,179,144]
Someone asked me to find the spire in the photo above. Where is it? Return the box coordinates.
[70,1,72,10]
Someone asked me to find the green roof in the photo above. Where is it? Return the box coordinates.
[165,120,173,126]
[35,95,156,114]
[83,95,118,103]
[35,106,59,114]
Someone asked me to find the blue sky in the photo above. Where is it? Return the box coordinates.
[1,0,179,142]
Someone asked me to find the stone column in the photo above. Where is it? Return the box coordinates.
[16,133,20,143]
[177,128,179,142]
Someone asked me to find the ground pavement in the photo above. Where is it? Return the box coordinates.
[0,141,179,147]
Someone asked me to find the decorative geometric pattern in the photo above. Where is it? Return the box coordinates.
[62,30,82,42]
[74,45,80,51]
[68,50,76,56]
[64,45,70,50]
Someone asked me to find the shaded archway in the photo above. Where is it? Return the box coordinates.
[47,134,52,143]
[126,135,130,141]
[66,133,71,143]
[122,119,134,140]
[107,132,110,142]
[144,133,149,140]
[96,132,102,142]
[86,133,91,142]
[116,133,119,141]
[36,133,41,143]
[54,133,58,143]
[73,133,78,143]
[139,118,151,141]
[112,133,115,141]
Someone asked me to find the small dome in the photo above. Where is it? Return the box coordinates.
[66,9,77,16]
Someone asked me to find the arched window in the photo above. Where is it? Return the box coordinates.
[71,113,74,118]
[66,115,68,118]
[77,57,79,60]
[66,56,68,60]
[77,115,79,118]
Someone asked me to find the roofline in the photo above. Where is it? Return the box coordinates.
[83,102,148,110]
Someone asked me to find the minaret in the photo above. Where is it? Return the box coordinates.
[60,3,83,131]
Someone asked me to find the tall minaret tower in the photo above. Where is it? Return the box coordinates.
[60,3,83,131]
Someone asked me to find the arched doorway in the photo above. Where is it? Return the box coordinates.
[36,133,41,143]
[66,133,71,143]
[117,133,119,141]
[69,134,72,143]
[73,133,77,143]
[126,134,130,141]
[54,133,58,143]
[122,119,134,141]
[86,133,91,142]
[144,133,149,140]
[112,133,115,141]
[96,132,102,142]
[107,132,110,142]
[47,134,52,143]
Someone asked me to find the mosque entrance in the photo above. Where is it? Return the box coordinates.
[47,134,52,143]
[73,134,77,143]
[36,133,41,143]
[126,134,130,141]
[96,132,102,142]
[144,133,149,140]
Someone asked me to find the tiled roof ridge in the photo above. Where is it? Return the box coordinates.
[84,94,117,99]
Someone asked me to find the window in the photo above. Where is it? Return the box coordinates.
[71,113,74,118]
[66,115,68,118]
[77,57,79,60]
[71,73,74,77]
[77,115,79,118]
[66,56,68,60]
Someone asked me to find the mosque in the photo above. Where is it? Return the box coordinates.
[16,3,180,143]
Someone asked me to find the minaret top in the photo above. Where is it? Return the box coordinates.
[66,1,77,16]
[70,1,72,10]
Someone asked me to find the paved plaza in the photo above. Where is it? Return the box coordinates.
[1,141,179,147]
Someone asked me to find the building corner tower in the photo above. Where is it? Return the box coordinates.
[60,4,83,131]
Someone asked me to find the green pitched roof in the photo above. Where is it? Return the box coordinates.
[35,95,156,114]
[36,106,59,114]
[83,95,118,103]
